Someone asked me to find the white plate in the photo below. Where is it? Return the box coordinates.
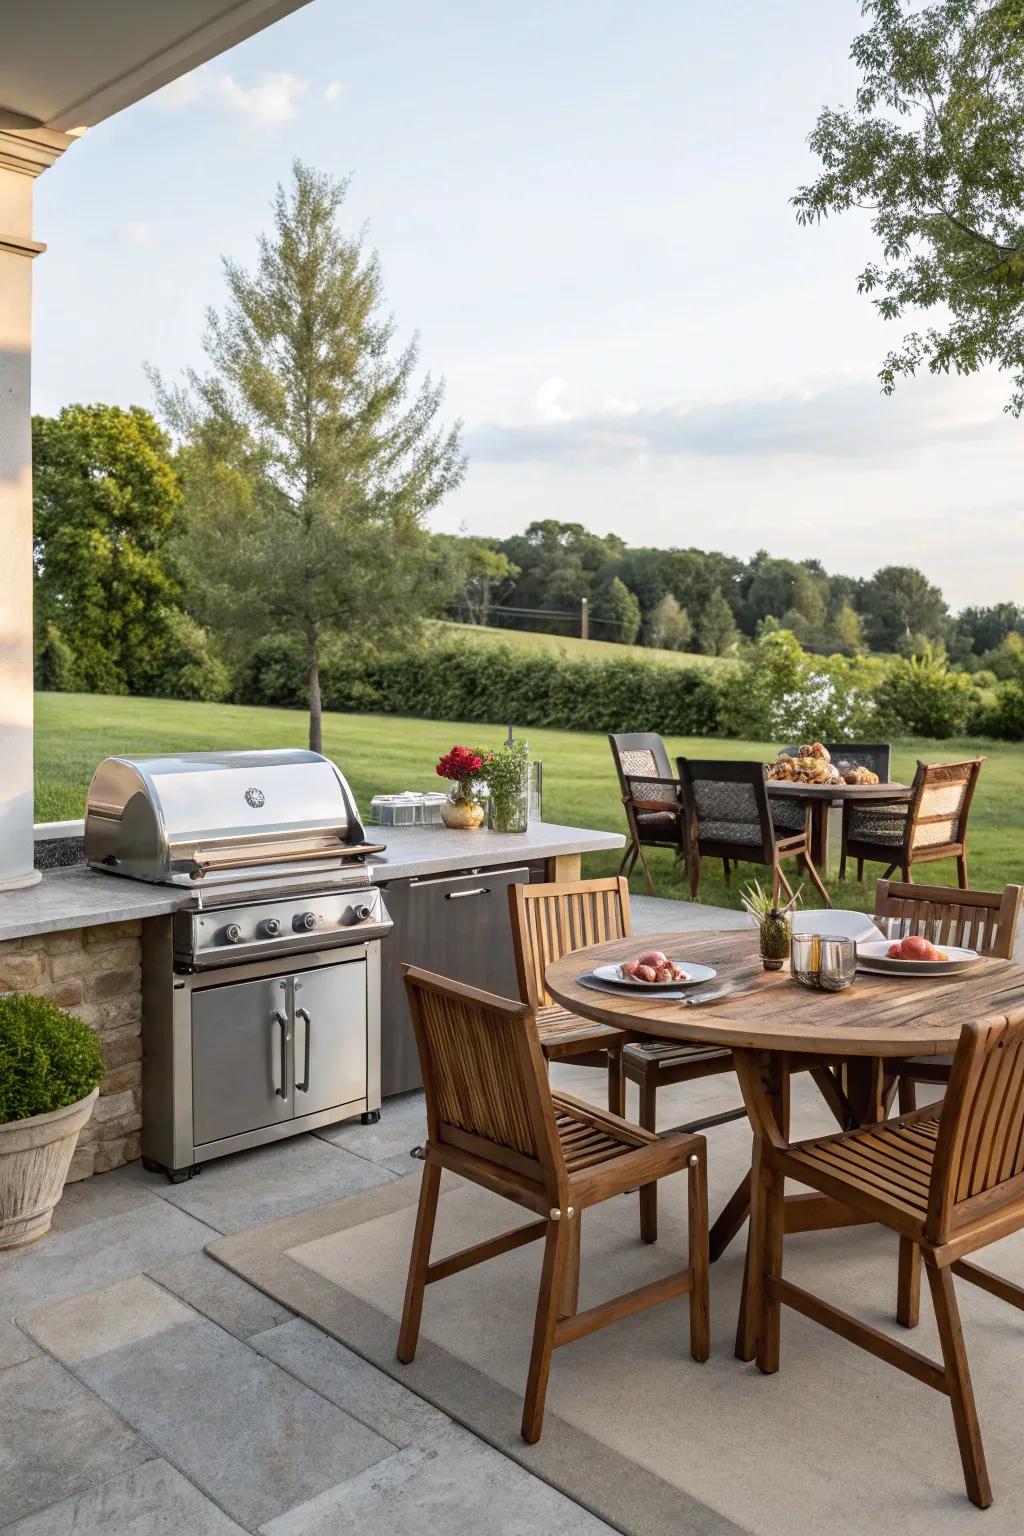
[592,961,717,990]
[856,940,981,977]
[790,909,880,944]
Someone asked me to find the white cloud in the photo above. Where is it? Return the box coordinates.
[468,375,1009,466]
[154,66,308,127]
[324,81,341,103]
[120,221,151,246]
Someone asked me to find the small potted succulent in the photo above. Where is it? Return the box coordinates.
[435,745,486,830]
[477,737,531,834]
[740,880,802,971]
[0,993,104,1249]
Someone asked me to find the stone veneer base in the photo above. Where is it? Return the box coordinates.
[0,922,142,1181]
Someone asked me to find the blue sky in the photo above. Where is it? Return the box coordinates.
[33,0,1023,609]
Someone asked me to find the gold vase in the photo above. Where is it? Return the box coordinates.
[440,795,485,830]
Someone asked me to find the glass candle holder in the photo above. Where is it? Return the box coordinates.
[791,932,857,991]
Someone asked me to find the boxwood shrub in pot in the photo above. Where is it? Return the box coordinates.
[0,993,104,1249]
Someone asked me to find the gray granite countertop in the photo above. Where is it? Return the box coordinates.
[0,822,624,943]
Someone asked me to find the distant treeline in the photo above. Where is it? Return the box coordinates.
[435,520,1024,666]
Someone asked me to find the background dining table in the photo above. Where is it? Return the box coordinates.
[766,778,912,877]
[545,927,1024,1357]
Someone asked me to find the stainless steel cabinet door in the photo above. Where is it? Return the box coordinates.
[191,975,294,1145]
[292,959,368,1117]
[379,866,530,1096]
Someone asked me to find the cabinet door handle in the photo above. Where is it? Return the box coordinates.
[295,1006,311,1093]
[445,887,491,900]
[272,1011,289,1098]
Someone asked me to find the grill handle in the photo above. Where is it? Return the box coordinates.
[445,887,491,900]
[272,1011,289,1099]
[295,1006,311,1093]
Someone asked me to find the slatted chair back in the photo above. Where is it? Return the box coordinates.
[907,758,983,854]
[677,758,775,861]
[785,742,892,781]
[875,880,1022,960]
[510,876,632,1009]
[403,966,564,1198]
[928,1010,1024,1242]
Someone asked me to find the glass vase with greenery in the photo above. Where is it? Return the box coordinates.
[477,739,530,834]
[740,880,801,971]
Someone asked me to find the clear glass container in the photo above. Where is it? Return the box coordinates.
[487,786,529,834]
[791,932,857,991]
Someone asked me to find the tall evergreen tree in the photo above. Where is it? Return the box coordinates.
[155,161,464,750]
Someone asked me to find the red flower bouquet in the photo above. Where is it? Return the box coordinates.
[436,745,485,829]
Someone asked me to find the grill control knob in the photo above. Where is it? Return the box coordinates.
[293,911,318,932]
[351,904,372,924]
[224,923,242,944]
[258,917,281,938]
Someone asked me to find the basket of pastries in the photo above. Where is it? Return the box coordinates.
[766,743,880,786]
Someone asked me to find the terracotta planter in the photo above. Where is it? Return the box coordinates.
[0,1087,98,1250]
[440,796,485,830]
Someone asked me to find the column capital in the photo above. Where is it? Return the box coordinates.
[0,125,77,179]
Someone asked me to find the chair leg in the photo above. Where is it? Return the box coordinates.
[897,1236,921,1329]
[926,1261,992,1509]
[688,1146,710,1362]
[802,851,831,908]
[839,845,847,880]
[722,857,731,882]
[957,853,968,889]
[898,1076,917,1114]
[607,1045,626,1117]
[688,851,700,900]
[521,1216,572,1444]
[856,858,864,882]
[757,1167,785,1375]
[619,841,638,878]
[901,863,912,884]
[637,844,655,896]
[638,1069,659,1244]
[397,1160,442,1364]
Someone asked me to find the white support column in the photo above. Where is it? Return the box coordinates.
[0,127,74,889]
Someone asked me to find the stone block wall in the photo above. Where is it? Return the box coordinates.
[0,921,142,1180]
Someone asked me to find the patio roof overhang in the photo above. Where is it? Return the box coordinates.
[0,0,312,132]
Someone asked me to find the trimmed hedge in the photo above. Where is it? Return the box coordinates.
[240,635,723,735]
[0,993,104,1124]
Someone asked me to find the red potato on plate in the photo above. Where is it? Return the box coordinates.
[887,934,949,962]
[636,950,669,969]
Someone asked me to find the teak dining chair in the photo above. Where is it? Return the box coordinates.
[509,875,745,1241]
[737,1010,1024,1508]
[839,757,984,886]
[677,757,831,906]
[397,966,710,1442]
[608,732,688,894]
[509,876,634,1116]
[877,880,1024,1117]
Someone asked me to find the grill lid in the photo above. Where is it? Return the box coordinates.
[85,749,381,885]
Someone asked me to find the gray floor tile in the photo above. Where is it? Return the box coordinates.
[0,1356,150,1526]
[148,1251,295,1339]
[1,1200,214,1317]
[251,1318,449,1448]
[50,1164,157,1235]
[0,1318,39,1369]
[630,896,749,935]
[20,1276,396,1531]
[316,1093,427,1175]
[147,1134,396,1234]
[259,1423,618,1536]
[3,1458,248,1535]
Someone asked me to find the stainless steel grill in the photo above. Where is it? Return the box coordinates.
[85,750,391,1182]
[85,748,383,886]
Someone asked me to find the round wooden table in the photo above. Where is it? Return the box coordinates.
[546,928,1024,1357]
[766,779,911,877]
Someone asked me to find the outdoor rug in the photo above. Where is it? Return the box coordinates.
[208,1099,1024,1536]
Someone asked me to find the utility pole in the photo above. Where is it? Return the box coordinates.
[580,597,589,641]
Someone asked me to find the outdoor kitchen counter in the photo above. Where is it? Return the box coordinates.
[0,821,624,944]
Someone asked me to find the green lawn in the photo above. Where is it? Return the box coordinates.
[34,692,1022,913]
[430,620,732,672]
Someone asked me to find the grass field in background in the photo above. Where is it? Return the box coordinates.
[34,692,1022,914]
[430,620,732,672]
